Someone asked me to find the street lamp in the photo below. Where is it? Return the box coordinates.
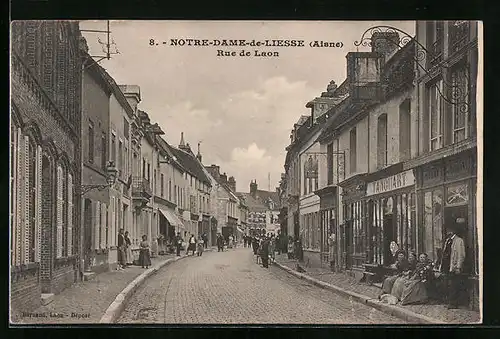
[80,161,118,195]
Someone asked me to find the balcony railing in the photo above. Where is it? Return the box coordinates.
[132,177,152,199]
[450,21,470,55]
[428,39,443,68]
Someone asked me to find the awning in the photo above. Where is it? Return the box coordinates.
[158,208,185,229]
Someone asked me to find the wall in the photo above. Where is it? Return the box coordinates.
[338,116,369,178]
[368,89,415,172]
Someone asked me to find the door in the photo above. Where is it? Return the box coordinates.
[83,199,92,271]
[293,212,299,239]
[383,214,395,266]
[344,221,353,269]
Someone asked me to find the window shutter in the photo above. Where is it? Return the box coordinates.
[95,201,101,250]
[15,130,23,266]
[67,173,73,256]
[23,137,30,264]
[34,146,42,262]
[56,165,63,258]
[100,203,107,249]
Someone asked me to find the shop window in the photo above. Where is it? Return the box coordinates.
[423,189,444,263]
[446,182,469,205]
[377,114,388,168]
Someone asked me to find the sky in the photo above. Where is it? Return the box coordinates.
[80,20,415,193]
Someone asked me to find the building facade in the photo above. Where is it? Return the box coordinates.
[10,21,83,314]
[406,20,479,310]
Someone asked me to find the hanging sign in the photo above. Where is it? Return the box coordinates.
[366,170,415,196]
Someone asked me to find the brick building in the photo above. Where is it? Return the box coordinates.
[10,21,83,315]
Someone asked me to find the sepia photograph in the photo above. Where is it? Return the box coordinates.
[9,20,482,325]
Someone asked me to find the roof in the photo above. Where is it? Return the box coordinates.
[171,147,212,186]
[155,136,185,172]
[237,190,280,212]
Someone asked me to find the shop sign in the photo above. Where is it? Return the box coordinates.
[366,170,415,196]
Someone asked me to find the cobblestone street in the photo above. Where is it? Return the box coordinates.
[118,247,404,324]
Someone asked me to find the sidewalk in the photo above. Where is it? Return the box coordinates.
[273,254,480,324]
[12,249,213,324]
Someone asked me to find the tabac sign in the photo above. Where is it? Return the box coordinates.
[366,170,415,196]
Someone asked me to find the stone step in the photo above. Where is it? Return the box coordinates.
[83,272,97,282]
[41,293,54,306]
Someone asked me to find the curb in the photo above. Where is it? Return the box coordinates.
[99,254,189,323]
[273,261,443,325]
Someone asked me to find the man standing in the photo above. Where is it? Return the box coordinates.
[175,232,183,257]
[117,229,126,270]
[439,221,466,309]
[217,233,224,252]
[260,236,270,268]
[203,233,208,249]
[328,232,336,271]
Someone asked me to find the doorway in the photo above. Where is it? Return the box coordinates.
[293,212,299,239]
[344,221,353,270]
[444,204,469,272]
[83,199,92,271]
[383,214,395,266]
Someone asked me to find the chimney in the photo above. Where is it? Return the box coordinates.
[196,142,202,162]
[250,180,258,198]
[205,164,220,181]
[371,32,400,62]
[228,176,236,192]
[119,85,141,114]
[179,132,190,151]
[220,172,228,185]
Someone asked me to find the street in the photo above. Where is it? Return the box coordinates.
[118,247,405,324]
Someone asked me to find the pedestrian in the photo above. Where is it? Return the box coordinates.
[139,234,151,269]
[328,232,336,271]
[203,233,208,249]
[217,233,225,252]
[187,234,196,256]
[117,228,126,270]
[228,234,234,249]
[260,236,270,268]
[197,236,204,256]
[175,232,183,256]
[269,235,276,263]
[438,221,466,309]
[252,236,259,255]
[125,231,133,266]
[287,236,294,259]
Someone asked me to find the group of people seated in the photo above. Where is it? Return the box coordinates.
[379,250,435,306]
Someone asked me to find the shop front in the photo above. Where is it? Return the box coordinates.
[365,169,417,267]
[414,149,478,310]
[315,185,338,269]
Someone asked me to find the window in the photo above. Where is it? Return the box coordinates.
[111,134,116,164]
[161,174,165,197]
[118,140,123,177]
[327,143,334,185]
[427,21,444,67]
[377,114,388,168]
[169,179,172,201]
[154,169,157,192]
[101,133,107,170]
[56,164,68,258]
[449,21,470,54]
[88,121,94,163]
[27,140,37,263]
[124,146,128,178]
[174,185,178,204]
[399,100,411,161]
[142,159,146,178]
[349,128,357,173]
[123,117,129,139]
[429,80,444,151]
[147,163,150,181]
[450,65,469,143]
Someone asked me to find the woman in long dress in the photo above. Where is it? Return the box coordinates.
[380,250,409,297]
[124,231,133,266]
[400,253,435,305]
[390,251,418,300]
[138,235,152,269]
